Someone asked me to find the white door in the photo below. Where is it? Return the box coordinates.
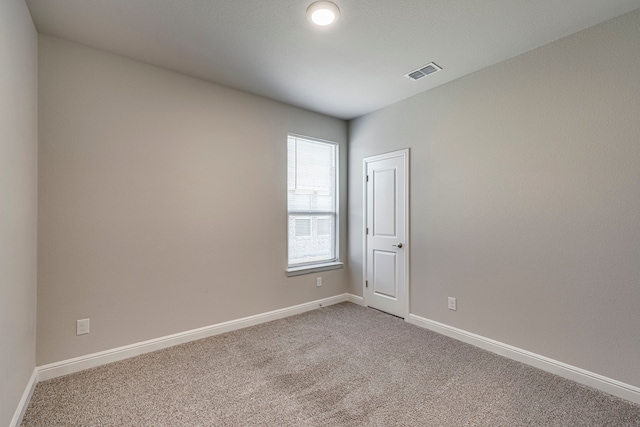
[364,149,409,318]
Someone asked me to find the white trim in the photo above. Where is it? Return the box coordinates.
[362,157,367,305]
[10,368,38,427]
[38,294,349,381]
[362,149,410,319]
[407,313,640,405]
[286,261,344,277]
[346,293,365,306]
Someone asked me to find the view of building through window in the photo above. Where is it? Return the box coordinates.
[287,136,337,266]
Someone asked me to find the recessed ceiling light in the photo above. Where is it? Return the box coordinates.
[307,1,340,26]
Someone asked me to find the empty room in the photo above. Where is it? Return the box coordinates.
[2,0,640,425]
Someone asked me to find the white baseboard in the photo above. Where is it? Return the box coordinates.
[346,293,364,305]
[38,294,350,381]
[407,313,640,405]
[10,368,38,427]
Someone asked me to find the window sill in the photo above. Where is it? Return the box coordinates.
[286,261,344,277]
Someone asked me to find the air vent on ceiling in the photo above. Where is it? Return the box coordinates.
[405,62,442,81]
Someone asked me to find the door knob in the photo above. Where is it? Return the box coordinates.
[393,243,404,248]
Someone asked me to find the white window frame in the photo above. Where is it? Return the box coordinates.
[286,134,343,277]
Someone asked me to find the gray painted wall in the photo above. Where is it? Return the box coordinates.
[37,35,348,365]
[348,9,640,388]
[0,0,38,424]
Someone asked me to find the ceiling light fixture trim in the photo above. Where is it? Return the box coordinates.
[307,1,340,26]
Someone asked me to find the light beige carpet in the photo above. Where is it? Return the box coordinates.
[22,303,640,426]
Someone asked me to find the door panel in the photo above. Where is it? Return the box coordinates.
[372,168,397,237]
[373,250,397,298]
[364,150,408,318]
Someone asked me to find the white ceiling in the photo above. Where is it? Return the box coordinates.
[26,0,640,120]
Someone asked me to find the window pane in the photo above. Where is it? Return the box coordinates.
[316,195,333,211]
[317,218,330,236]
[288,214,335,264]
[287,137,335,213]
[294,218,311,237]
[295,140,334,192]
[289,193,312,211]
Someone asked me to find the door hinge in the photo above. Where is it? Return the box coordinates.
[366,227,369,235]
[366,175,369,182]
[366,280,369,288]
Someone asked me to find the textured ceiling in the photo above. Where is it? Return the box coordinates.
[26,0,640,119]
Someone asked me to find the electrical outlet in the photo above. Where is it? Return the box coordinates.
[448,297,457,311]
[316,277,322,287]
[77,318,90,335]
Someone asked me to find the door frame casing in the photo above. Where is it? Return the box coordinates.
[362,148,410,319]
